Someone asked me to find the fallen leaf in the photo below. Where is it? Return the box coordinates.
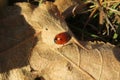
[0,2,120,80]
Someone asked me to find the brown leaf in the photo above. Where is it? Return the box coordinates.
[0,2,120,80]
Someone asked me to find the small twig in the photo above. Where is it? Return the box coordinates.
[105,15,116,32]
[106,7,120,16]
[97,0,116,32]
[72,4,79,16]
[105,23,110,35]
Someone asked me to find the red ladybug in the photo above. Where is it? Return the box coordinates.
[54,32,71,45]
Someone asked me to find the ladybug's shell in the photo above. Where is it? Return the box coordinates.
[54,32,71,45]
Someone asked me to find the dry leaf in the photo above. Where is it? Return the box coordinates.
[0,2,120,80]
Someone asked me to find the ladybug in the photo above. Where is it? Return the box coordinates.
[54,32,71,45]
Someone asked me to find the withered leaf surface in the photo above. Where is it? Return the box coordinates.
[0,2,120,80]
